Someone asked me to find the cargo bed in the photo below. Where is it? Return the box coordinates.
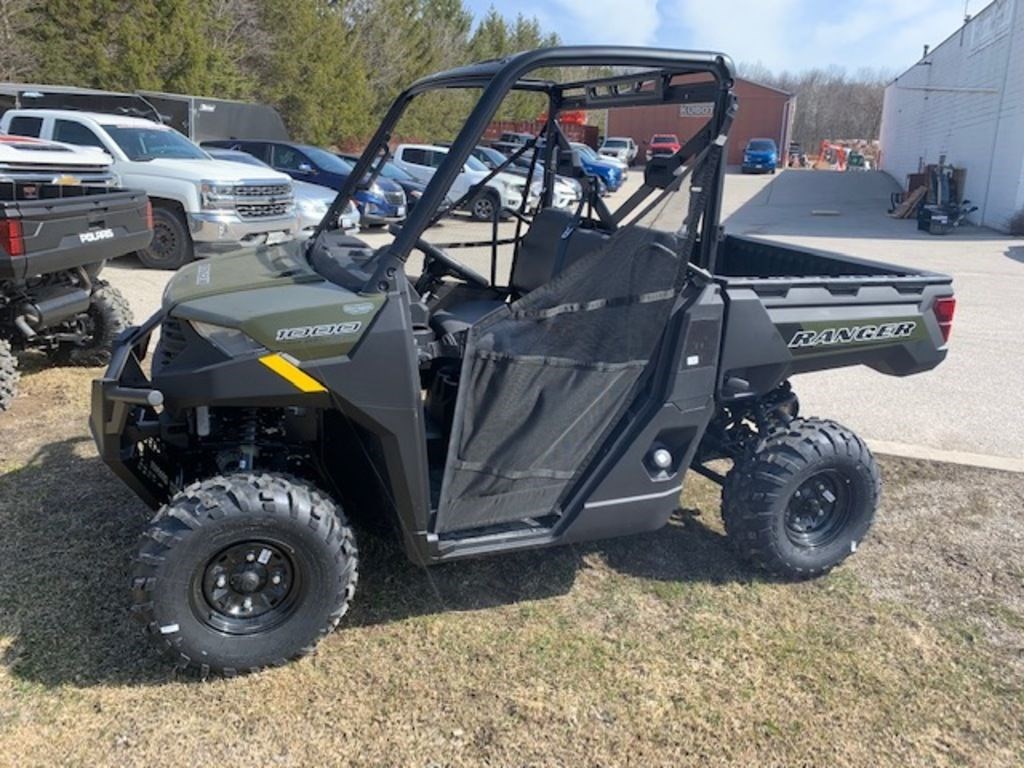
[0,183,152,280]
[714,235,955,396]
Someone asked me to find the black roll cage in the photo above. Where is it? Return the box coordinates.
[311,46,736,294]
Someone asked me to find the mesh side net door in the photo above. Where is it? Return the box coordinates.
[435,224,689,533]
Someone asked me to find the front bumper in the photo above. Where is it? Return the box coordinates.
[358,191,407,224]
[89,314,171,509]
[603,174,623,192]
[188,211,296,254]
[742,157,777,172]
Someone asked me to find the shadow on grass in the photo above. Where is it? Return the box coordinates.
[0,437,746,688]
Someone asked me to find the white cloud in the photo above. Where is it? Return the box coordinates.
[661,0,967,73]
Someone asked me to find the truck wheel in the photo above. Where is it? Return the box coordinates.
[721,418,879,579]
[131,473,358,677]
[139,206,193,270]
[0,339,18,412]
[51,283,133,366]
[470,189,500,221]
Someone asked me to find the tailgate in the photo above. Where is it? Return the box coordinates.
[0,187,152,280]
[719,274,955,396]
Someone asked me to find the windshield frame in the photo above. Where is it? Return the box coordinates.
[318,47,736,289]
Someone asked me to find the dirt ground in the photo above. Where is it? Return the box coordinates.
[0,361,1022,767]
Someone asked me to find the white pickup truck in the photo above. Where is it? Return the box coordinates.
[0,109,296,269]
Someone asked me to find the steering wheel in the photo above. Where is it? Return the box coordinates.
[388,224,490,288]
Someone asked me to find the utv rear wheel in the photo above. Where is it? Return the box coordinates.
[131,473,358,677]
[721,418,879,579]
[0,339,18,412]
[139,205,193,270]
[50,283,133,366]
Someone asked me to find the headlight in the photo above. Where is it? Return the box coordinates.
[190,320,266,357]
[297,197,329,216]
[199,181,236,210]
[409,189,422,200]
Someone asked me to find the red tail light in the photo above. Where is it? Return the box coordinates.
[934,296,956,343]
[0,220,24,257]
[145,200,154,231]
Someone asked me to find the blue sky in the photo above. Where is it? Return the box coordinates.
[465,0,975,74]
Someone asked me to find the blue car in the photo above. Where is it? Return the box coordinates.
[570,142,624,193]
[202,139,407,225]
[741,138,779,174]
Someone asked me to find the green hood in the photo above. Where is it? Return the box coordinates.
[165,243,386,361]
[162,242,315,307]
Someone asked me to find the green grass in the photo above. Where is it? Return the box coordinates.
[0,366,1022,766]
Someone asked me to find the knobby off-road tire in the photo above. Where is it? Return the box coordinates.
[0,339,18,412]
[51,283,133,366]
[721,417,880,579]
[131,473,358,678]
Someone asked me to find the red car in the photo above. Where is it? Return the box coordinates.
[646,133,681,161]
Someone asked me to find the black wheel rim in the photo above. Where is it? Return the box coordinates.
[473,195,495,219]
[149,220,179,264]
[784,469,854,548]
[191,539,303,635]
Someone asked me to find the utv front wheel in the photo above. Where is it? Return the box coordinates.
[721,418,879,579]
[0,339,18,412]
[131,473,358,677]
[50,283,133,366]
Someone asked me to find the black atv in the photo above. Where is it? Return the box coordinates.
[1,180,152,410]
[92,47,956,676]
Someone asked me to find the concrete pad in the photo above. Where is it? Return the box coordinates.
[725,170,1024,463]
[101,169,1023,465]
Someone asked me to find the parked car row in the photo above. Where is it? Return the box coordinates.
[3,104,738,272]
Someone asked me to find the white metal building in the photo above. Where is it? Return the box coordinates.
[879,0,1024,231]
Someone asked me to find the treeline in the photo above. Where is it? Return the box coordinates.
[739,62,893,150]
[0,0,557,146]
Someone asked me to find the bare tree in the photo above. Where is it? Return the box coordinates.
[739,62,893,149]
[0,0,34,81]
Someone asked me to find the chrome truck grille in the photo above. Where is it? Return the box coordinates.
[236,201,292,218]
[232,182,293,220]
[234,183,291,198]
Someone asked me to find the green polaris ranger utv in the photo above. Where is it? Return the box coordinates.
[91,47,956,676]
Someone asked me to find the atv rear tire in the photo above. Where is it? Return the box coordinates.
[0,339,18,412]
[131,473,358,677]
[721,417,879,579]
[51,283,133,366]
[139,205,193,270]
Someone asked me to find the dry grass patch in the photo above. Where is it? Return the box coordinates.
[0,366,1022,767]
